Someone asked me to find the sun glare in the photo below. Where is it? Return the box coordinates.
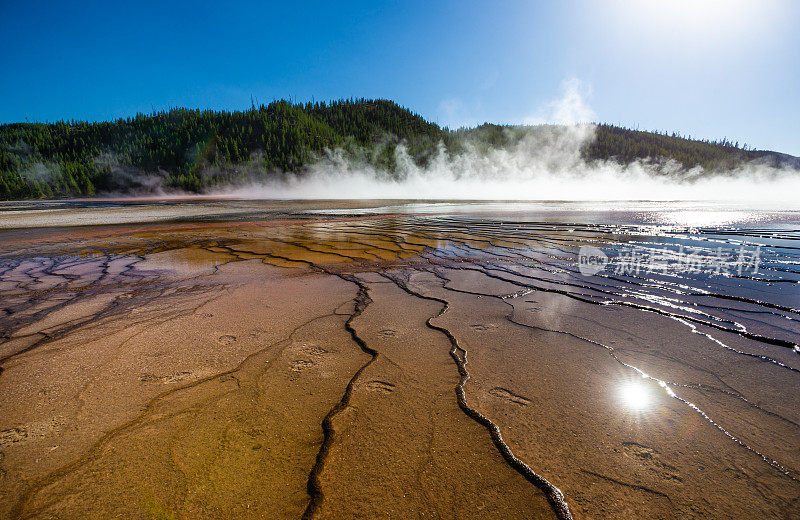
[606,0,784,52]
[619,380,651,410]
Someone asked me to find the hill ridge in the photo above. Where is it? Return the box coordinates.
[1,99,796,199]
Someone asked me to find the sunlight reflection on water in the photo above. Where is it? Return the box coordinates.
[619,380,651,410]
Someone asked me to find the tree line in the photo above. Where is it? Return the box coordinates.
[0,99,793,200]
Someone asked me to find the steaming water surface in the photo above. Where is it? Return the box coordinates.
[0,199,798,519]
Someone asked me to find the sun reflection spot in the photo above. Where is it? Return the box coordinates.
[620,380,650,409]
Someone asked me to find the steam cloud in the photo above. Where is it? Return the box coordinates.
[209,79,800,205]
[212,79,800,203]
[71,79,800,204]
[214,130,800,203]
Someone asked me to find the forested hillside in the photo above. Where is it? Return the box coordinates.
[586,124,798,171]
[0,99,796,199]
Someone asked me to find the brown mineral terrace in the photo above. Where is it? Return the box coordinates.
[0,200,798,519]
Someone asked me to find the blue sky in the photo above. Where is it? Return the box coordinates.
[2,0,798,154]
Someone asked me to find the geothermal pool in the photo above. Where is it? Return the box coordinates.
[1,200,798,519]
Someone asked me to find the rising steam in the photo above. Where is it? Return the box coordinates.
[44,79,788,204]
[213,137,800,203]
[211,80,800,203]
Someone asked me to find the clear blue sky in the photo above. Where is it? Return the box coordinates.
[2,0,798,154]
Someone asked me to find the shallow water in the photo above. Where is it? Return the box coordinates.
[0,200,798,519]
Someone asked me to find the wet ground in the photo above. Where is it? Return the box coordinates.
[0,200,798,519]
